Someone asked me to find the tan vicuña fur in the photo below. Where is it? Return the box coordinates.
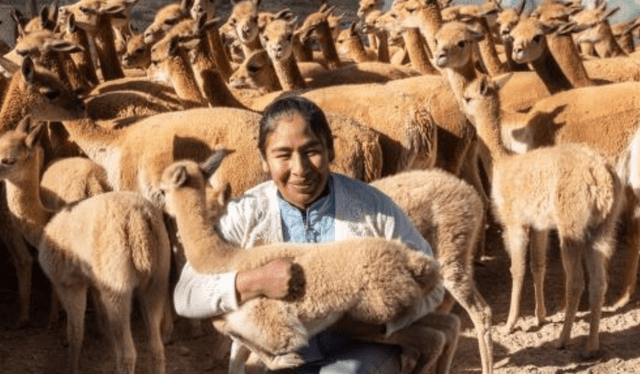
[371,169,493,374]
[0,119,172,374]
[462,74,623,358]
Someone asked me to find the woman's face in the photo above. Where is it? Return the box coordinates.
[261,113,331,210]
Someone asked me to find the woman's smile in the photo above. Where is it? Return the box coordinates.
[261,113,331,210]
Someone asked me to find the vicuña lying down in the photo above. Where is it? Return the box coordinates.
[160,150,442,371]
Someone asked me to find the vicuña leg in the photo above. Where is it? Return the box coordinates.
[529,229,549,327]
[557,238,585,350]
[0,206,33,327]
[100,290,136,374]
[504,224,530,333]
[53,282,88,374]
[613,191,639,309]
[137,281,170,374]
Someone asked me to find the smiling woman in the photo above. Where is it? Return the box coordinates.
[257,96,333,210]
[172,94,449,374]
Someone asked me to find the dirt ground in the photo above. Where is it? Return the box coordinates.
[1,0,640,373]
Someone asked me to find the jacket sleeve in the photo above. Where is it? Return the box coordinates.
[173,264,239,319]
[172,195,250,318]
[381,196,446,336]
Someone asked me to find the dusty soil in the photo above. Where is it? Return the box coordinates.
[1,0,640,373]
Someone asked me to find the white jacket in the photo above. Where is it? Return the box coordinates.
[173,173,444,334]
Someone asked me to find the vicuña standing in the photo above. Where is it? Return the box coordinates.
[461,74,623,358]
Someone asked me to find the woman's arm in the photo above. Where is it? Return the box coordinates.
[174,259,296,319]
[174,185,295,318]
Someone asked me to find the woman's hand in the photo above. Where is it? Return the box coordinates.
[235,259,303,304]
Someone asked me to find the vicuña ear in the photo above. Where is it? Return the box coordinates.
[218,182,232,206]
[170,165,189,187]
[200,148,231,180]
[47,39,84,53]
[275,9,295,23]
[181,0,194,12]
[67,12,77,33]
[478,75,490,95]
[349,20,358,35]
[323,5,337,16]
[492,72,513,91]
[516,0,526,16]
[201,17,221,32]
[26,122,46,150]
[16,115,32,135]
[602,6,620,21]
[554,21,576,36]
[21,57,36,84]
[101,3,126,15]
[178,36,200,51]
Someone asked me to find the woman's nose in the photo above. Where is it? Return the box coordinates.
[291,153,308,175]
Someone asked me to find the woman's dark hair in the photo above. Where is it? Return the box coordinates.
[258,94,335,161]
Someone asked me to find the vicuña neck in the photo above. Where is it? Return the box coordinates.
[273,54,307,91]
[445,59,477,107]
[66,27,100,86]
[92,15,125,81]
[191,37,247,109]
[546,33,592,88]
[475,19,506,76]
[4,153,52,248]
[530,43,573,94]
[293,34,314,62]
[416,5,443,54]
[375,29,390,63]
[167,54,207,108]
[471,95,511,162]
[207,28,233,82]
[594,25,627,58]
[317,23,341,69]
[403,28,438,75]
[347,35,371,63]
[171,186,234,273]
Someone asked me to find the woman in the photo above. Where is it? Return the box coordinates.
[173,94,449,373]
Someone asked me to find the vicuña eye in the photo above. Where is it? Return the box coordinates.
[44,90,61,100]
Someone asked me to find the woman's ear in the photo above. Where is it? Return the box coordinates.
[261,156,270,173]
[327,148,335,163]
